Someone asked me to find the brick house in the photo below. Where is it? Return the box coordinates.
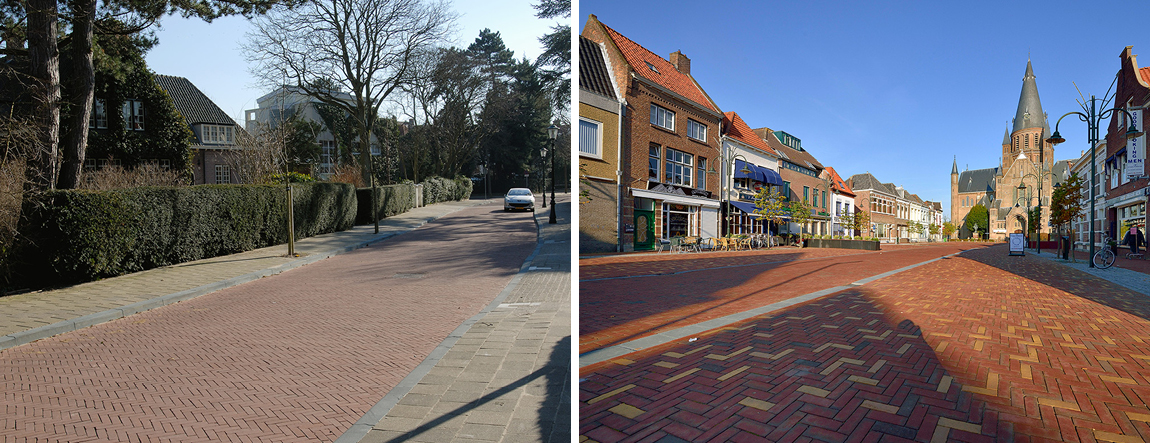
[582,15,723,251]
[752,128,831,235]
[155,75,245,184]
[846,173,901,239]
[578,35,624,253]
[823,166,857,236]
[1102,46,1150,244]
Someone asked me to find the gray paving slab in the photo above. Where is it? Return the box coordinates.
[347,196,571,443]
[0,198,492,351]
[1028,249,1150,296]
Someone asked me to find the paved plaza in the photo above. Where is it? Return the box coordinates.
[1,196,571,442]
[580,243,1150,442]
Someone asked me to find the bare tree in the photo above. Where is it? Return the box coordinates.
[246,0,455,185]
[229,121,287,185]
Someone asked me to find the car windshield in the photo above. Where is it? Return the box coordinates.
[508,189,531,196]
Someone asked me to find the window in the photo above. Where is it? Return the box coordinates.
[664,148,693,186]
[90,99,107,129]
[201,124,235,144]
[319,140,336,175]
[650,104,674,130]
[687,119,706,141]
[579,118,602,158]
[697,157,707,191]
[122,100,144,131]
[662,203,697,238]
[782,181,791,201]
[822,191,827,209]
[803,186,809,202]
[812,190,818,207]
[649,144,660,180]
[215,164,230,184]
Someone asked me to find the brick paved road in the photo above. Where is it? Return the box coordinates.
[580,244,1150,442]
[580,243,992,355]
[1,203,536,442]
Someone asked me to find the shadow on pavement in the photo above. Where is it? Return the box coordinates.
[957,244,1150,322]
[385,336,570,443]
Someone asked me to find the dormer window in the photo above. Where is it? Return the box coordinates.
[645,61,659,73]
[201,124,235,144]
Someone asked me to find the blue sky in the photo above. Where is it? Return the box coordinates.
[144,0,557,125]
[578,1,1150,215]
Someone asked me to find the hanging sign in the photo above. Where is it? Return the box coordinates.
[1127,108,1144,178]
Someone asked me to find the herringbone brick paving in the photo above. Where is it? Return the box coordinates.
[579,244,1150,442]
[1,204,536,442]
[579,243,993,354]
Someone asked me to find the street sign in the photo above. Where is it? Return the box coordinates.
[1008,233,1025,256]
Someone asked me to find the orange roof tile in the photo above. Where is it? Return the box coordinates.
[600,23,717,112]
[723,112,779,156]
[1139,67,1150,84]
[824,167,855,196]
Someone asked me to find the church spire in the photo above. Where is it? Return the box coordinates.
[952,156,958,175]
[1002,126,1010,145]
[1012,59,1046,133]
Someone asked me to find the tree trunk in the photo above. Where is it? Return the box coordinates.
[56,0,97,189]
[24,0,61,192]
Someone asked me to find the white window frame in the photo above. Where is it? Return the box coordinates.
[90,99,107,129]
[664,147,693,187]
[578,117,603,159]
[650,103,675,131]
[215,164,230,184]
[319,140,336,176]
[687,119,706,141]
[122,100,144,131]
[201,124,235,145]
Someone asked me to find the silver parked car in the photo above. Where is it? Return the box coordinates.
[504,188,536,212]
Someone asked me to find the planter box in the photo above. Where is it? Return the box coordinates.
[802,238,881,250]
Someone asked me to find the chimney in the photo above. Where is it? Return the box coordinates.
[670,50,691,75]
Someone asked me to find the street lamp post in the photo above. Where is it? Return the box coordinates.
[547,124,558,224]
[1015,186,1030,245]
[708,153,752,237]
[1046,98,1143,267]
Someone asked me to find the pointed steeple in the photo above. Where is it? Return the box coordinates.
[952,156,958,175]
[1002,127,1010,145]
[1013,59,1046,133]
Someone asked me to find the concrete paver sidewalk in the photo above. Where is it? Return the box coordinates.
[352,197,572,443]
[0,199,491,351]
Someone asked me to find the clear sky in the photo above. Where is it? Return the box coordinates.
[578,0,1150,216]
[144,0,558,125]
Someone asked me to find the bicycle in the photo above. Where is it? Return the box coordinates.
[1093,247,1116,269]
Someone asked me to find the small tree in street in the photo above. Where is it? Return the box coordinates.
[909,220,925,239]
[942,221,956,239]
[1050,171,1086,260]
[853,210,871,239]
[789,199,814,238]
[753,186,788,247]
[965,204,989,239]
[838,212,856,237]
[928,222,940,240]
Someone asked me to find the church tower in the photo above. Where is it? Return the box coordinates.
[1002,59,1055,237]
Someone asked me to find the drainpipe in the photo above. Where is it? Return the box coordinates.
[617,100,625,252]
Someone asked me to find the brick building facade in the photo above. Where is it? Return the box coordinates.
[583,15,722,251]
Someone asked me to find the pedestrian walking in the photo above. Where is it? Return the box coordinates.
[1122,225,1146,255]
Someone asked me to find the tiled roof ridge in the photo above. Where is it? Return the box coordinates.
[723,111,778,156]
[598,21,717,112]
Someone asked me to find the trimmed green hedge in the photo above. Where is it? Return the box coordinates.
[421,176,473,206]
[356,183,417,225]
[13,182,355,286]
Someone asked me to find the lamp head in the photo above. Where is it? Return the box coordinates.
[547,124,558,140]
[1046,131,1065,145]
[1126,124,1144,140]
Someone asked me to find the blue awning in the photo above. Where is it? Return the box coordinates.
[733,159,783,186]
[757,166,783,186]
[729,201,762,217]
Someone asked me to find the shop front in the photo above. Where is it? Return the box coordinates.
[632,184,720,250]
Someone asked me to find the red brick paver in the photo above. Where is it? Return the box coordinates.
[580,244,1150,442]
[1,204,536,442]
[579,243,993,354]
